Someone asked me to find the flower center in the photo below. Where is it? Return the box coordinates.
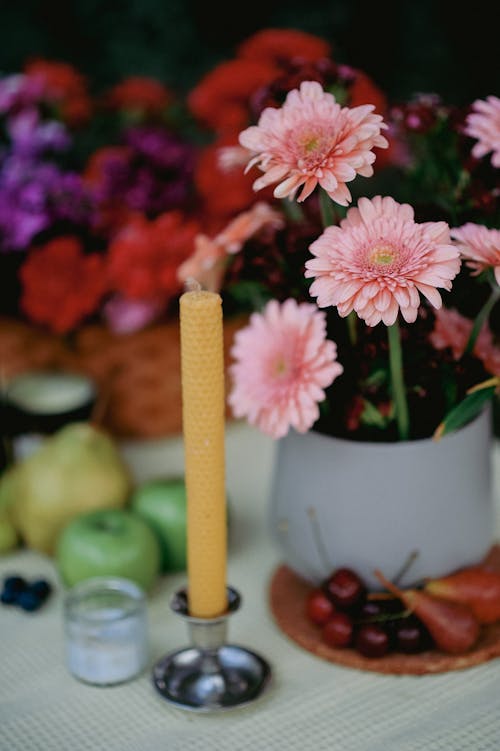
[273,356,288,377]
[369,243,397,266]
[303,135,320,153]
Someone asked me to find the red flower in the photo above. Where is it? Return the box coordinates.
[346,70,390,169]
[106,76,172,115]
[24,59,92,125]
[188,59,279,132]
[237,28,332,67]
[194,135,275,220]
[348,70,387,116]
[21,237,106,333]
[107,212,200,301]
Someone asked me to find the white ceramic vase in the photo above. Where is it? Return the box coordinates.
[270,409,493,590]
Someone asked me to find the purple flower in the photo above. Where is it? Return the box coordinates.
[103,294,164,333]
[0,74,44,115]
[0,154,93,251]
[7,110,71,157]
[90,126,196,220]
[125,126,195,172]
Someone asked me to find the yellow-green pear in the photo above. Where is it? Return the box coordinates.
[1,423,130,554]
[0,470,19,554]
[0,512,18,554]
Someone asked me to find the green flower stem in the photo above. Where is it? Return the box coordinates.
[387,320,410,441]
[465,283,500,355]
[281,198,304,223]
[347,311,357,346]
[319,188,335,228]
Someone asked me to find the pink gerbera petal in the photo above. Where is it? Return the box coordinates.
[464,96,500,168]
[451,223,500,284]
[228,299,343,438]
[305,195,461,326]
[239,80,388,205]
[431,307,500,376]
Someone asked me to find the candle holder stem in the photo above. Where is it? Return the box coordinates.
[153,587,271,712]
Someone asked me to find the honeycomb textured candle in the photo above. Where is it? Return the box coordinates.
[180,290,227,618]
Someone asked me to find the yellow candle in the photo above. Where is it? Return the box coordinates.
[180,289,227,618]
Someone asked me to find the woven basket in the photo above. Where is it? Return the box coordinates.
[0,316,243,439]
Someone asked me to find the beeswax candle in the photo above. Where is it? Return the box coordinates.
[180,289,227,618]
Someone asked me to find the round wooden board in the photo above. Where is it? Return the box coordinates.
[269,564,500,675]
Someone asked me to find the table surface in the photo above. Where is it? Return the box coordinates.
[1,423,500,751]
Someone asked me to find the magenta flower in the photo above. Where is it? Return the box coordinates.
[305,196,461,326]
[451,223,500,285]
[239,81,388,204]
[465,96,500,168]
[229,299,343,438]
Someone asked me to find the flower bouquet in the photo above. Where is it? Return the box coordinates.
[177,29,499,444]
[175,31,500,613]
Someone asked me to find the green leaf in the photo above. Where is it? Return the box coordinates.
[360,399,391,429]
[434,386,497,440]
[225,281,271,312]
[363,368,388,389]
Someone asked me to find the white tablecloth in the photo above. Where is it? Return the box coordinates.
[1,424,499,751]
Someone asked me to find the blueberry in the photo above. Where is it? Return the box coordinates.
[17,589,42,613]
[30,579,52,601]
[3,576,27,595]
[1,589,18,605]
[1,575,27,606]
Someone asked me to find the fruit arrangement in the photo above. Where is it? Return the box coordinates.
[0,420,189,594]
[305,559,500,660]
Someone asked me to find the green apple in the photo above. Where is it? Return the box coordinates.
[56,509,161,591]
[131,478,187,572]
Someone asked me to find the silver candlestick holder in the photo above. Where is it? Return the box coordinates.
[152,586,272,712]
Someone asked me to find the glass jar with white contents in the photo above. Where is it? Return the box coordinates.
[64,577,149,686]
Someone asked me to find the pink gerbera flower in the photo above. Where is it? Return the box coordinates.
[464,96,500,168]
[431,307,500,376]
[451,223,500,285]
[239,81,388,205]
[305,196,461,326]
[229,299,343,438]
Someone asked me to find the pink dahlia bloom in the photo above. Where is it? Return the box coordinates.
[431,307,500,376]
[305,196,461,326]
[239,80,388,205]
[465,96,500,168]
[229,299,343,438]
[451,223,500,285]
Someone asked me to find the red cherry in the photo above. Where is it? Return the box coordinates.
[355,624,390,658]
[306,589,335,625]
[325,568,366,611]
[322,612,354,648]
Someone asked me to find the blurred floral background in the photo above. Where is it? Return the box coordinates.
[0,1,498,439]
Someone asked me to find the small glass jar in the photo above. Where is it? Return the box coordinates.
[5,371,96,461]
[64,577,149,686]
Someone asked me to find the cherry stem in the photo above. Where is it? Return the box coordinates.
[393,550,419,585]
[355,609,411,625]
[374,568,403,600]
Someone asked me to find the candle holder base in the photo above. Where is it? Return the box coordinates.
[152,587,272,712]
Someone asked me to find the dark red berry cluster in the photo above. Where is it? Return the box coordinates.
[306,568,432,658]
